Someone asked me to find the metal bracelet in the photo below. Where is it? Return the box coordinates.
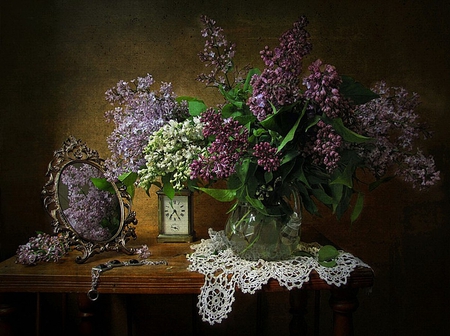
[88,259,168,301]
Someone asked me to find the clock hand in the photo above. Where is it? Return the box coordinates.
[173,209,181,220]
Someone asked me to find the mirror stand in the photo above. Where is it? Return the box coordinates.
[72,186,139,264]
[41,136,139,263]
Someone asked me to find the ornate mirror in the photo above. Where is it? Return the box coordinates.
[41,136,138,263]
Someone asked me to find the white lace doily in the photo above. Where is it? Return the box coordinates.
[187,229,370,325]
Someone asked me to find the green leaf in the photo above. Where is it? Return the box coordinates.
[311,188,336,206]
[90,177,116,194]
[335,186,353,220]
[234,114,256,126]
[126,184,136,199]
[264,171,273,184]
[219,86,244,108]
[330,170,353,188]
[330,151,362,188]
[369,176,395,191]
[323,116,372,143]
[118,171,138,186]
[227,174,243,190]
[277,104,307,152]
[117,172,138,198]
[330,183,343,213]
[280,150,300,165]
[245,174,259,198]
[277,113,301,152]
[260,110,284,134]
[162,175,175,199]
[280,159,296,184]
[291,159,311,188]
[176,96,207,116]
[318,245,339,267]
[350,192,364,223]
[297,183,319,215]
[305,170,330,185]
[221,103,237,118]
[235,158,257,184]
[340,75,380,105]
[253,128,266,137]
[195,187,237,202]
[306,114,320,132]
[245,195,266,212]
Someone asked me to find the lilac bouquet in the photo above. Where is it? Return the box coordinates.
[103,15,440,222]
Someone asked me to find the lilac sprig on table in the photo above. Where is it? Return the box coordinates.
[134,244,151,259]
[16,232,152,265]
[16,232,70,265]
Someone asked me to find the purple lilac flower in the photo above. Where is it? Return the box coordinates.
[196,15,238,89]
[260,16,312,75]
[61,164,119,241]
[16,233,70,265]
[300,60,355,172]
[303,59,353,120]
[104,73,189,180]
[353,81,440,189]
[248,67,301,121]
[135,244,151,259]
[303,120,343,173]
[398,150,440,189]
[190,108,249,180]
[253,142,281,172]
[248,17,312,121]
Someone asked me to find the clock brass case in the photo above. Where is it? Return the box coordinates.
[157,189,195,243]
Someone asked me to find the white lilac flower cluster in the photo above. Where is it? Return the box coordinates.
[138,117,206,191]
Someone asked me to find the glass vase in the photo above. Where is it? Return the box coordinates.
[225,191,302,261]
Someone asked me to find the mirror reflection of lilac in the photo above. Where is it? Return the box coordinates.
[60,164,120,241]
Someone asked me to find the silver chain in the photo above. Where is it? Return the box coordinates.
[88,259,168,301]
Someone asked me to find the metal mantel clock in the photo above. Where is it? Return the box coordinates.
[157,189,195,243]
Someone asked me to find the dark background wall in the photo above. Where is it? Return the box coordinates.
[1,1,449,335]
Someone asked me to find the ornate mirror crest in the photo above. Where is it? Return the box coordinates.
[41,136,138,263]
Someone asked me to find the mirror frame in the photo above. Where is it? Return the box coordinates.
[41,136,138,263]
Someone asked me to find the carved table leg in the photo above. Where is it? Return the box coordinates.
[77,293,95,336]
[329,287,359,336]
[289,288,308,336]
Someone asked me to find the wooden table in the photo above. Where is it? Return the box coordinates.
[0,231,373,336]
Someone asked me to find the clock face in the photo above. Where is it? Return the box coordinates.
[161,195,189,235]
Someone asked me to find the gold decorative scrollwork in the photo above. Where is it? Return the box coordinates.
[41,136,139,263]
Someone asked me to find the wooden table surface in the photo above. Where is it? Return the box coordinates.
[0,228,374,295]
[0,241,202,295]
